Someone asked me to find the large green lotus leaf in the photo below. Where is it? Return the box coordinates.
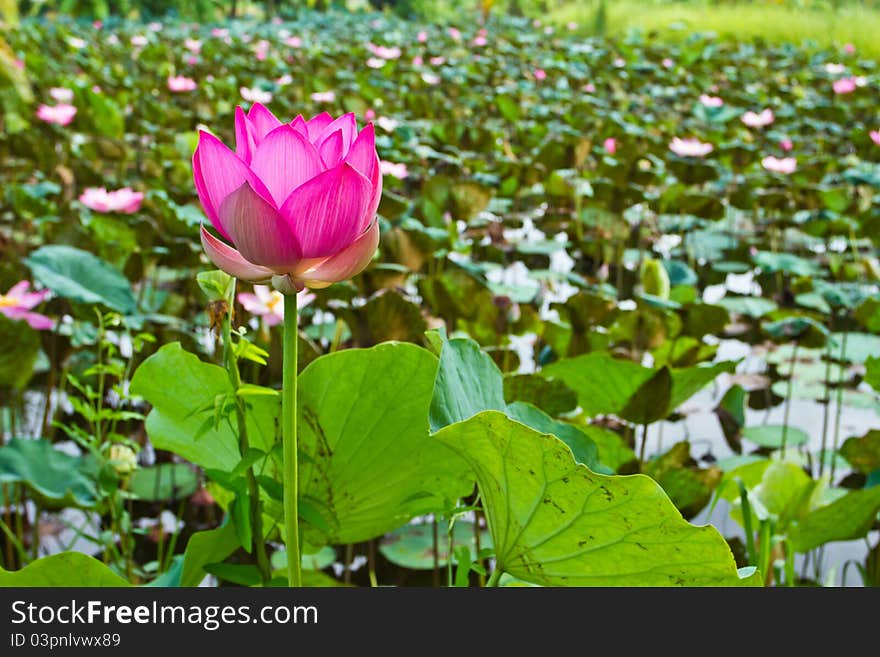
[131,343,278,471]
[840,430,880,474]
[129,463,198,502]
[0,438,97,508]
[0,314,39,389]
[435,412,749,586]
[0,552,129,587]
[787,486,880,553]
[506,402,601,470]
[866,357,880,391]
[503,374,578,417]
[297,343,473,545]
[181,521,240,588]
[742,424,809,449]
[717,296,777,319]
[541,353,735,420]
[24,244,137,314]
[831,332,880,364]
[379,521,492,570]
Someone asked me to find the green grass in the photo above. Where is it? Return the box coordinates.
[548,1,880,58]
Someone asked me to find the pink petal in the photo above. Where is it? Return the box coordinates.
[237,292,268,315]
[345,123,378,179]
[305,112,334,141]
[313,113,357,155]
[6,281,31,298]
[17,289,50,310]
[193,131,272,241]
[219,182,302,270]
[297,219,380,288]
[234,106,256,163]
[318,129,345,169]
[250,125,323,206]
[246,103,283,143]
[290,115,309,138]
[280,163,373,259]
[23,312,54,330]
[200,225,274,281]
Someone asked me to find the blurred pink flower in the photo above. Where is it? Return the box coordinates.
[168,75,197,92]
[584,83,596,93]
[662,58,674,69]
[567,22,578,30]
[0,281,53,330]
[80,187,144,214]
[148,21,162,32]
[417,30,428,43]
[380,161,409,179]
[421,72,440,85]
[741,108,774,128]
[276,74,293,86]
[93,20,103,29]
[429,56,445,66]
[844,43,856,54]
[669,137,713,158]
[310,90,336,103]
[448,27,461,40]
[473,35,487,46]
[364,108,377,121]
[49,87,74,103]
[824,62,845,74]
[285,36,302,48]
[131,35,148,47]
[833,77,857,94]
[377,116,399,132]
[613,57,625,68]
[603,137,617,155]
[238,285,314,327]
[36,103,77,126]
[368,44,402,60]
[534,68,547,81]
[184,38,202,53]
[780,138,793,151]
[13,58,24,70]
[241,87,273,104]
[211,28,229,38]
[254,40,270,61]
[367,57,386,69]
[195,105,382,289]
[186,55,198,66]
[870,130,880,146]
[761,156,797,174]
[412,56,424,66]
[699,94,723,108]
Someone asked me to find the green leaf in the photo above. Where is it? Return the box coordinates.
[435,412,749,586]
[717,296,777,318]
[581,425,637,472]
[180,521,241,588]
[787,487,880,553]
[0,314,40,389]
[0,552,129,587]
[129,463,198,502]
[297,343,473,546]
[196,270,234,302]
[503,374,578,416]
[131,343,278,471]
[379,521,492,570]
[866,357,880,391]
[25,244,136,313]
[840,430,880,474]
[741,425,809,449]
[506,402,601,470]
[619,366,672,425]
[0,438,97,508]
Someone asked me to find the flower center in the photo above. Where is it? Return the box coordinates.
[265,291,284,313]
[0,295,19,308]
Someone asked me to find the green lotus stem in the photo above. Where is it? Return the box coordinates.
[283,291,302,587]
[486,566,503,587]
[781,341,798,455]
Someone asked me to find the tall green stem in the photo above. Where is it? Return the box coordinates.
[283,292,301,587]
[486,566,503,587]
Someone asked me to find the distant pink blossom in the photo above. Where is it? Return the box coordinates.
[544,26,554,35]
[238,285,313,327]
[448,27,461,40]
[584,83,596,93]
[0,281,53,330]
[742,108,774,128]
[285,36,302,48]
[367,57,386,69]
[186,55,198,66]
[49,87,74,103]
[669,137,713,158]
[93,20,103,29]
[603,137,617,155]
[421,72,440,85]
[844,43,856,54]
[276,74,293,86]
[380,161,409,179]
[473,35,487,46]
[761,156,797,174]
[833,77,857,94]
[241,87,273,104]
[870,130,880,146]
[364,108,376,121]
[184,38,202,53]
[780,138,793,151]
[211,28,229,38]
[254,40,270,60]
[699,94,724,108]
[429,56,445,66]
[131,35,148,47]
[107,34,119,45]
[91,85,102,94]
[147,21,162,32]
[36,103,77,126]
[310,90,336,103]
[168,75,197,92]
[368,44,402,60]
[79,187,144,214]
[417,30,428,43]
[567,22,578,30]
[613,57,625,68]
[412,56,423,66]
[13,58,24,70]
[824,62,846,74]
[662,58,674,69]
[377,116,399,132]
[534,68,547,81]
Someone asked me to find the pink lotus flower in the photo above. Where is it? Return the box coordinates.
[584,83,596,93]
[429,56,445,66]
[761,156,797,174]
[473,35,487,46]
[184,38,202,53]
[844,43,856,54]
[869,130,880,146]
[669,137,713,158]
[211,28,229,38]
[238,285,314,326]
[780,138,793,151]
[417,31,428,43]
[368,44,401,60]
[534,68,547,81]
[49,87,74,103]
[833,77,857,94]
[168,75,197,92]
[241,87,273,104]
[367,57,386,69]
[285,36,302,48]
[380,161,409,179]
[364,109,376,121]
[36,103,77,126]
[699,94,723,108]
[254,40,270,61]
[421,72,440,85]
[80,187,144,214]
[195,105,382,290]
[741,108,774,128]
[0,281,53,330]
[310,91,336,103]
[412,56,424,66]
[603,137,617,155]
[662,58,674,69]
[448,27,461,41]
